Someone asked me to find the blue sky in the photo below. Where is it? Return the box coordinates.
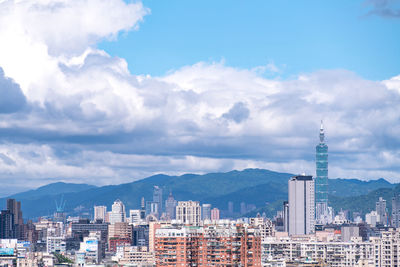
[0,0,399,194]
[100,0,400,80]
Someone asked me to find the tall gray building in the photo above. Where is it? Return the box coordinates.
[376,197,387,225]
[165,192,177,219]
[392,196,400,227]
[315,121,328,222]
[202,204,211,220]
[283,201,289,233]
[153,186,163,213]
[288,175,315,235]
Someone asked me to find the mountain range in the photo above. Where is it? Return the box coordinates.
[0,169,397,220]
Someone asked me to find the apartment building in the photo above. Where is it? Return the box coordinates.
[108,222,132,252]
[370,228,400,267]
[155,223,261,266]
[262,236,373,266]
[114,246,155,266]
[175,201,201,226]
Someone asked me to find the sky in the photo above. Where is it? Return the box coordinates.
[0,0,399,195]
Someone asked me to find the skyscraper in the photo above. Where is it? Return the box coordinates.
[0,210,14,238]
[283,201,289,233]
[392,196,400,227]
[315,121,328,222]
[202,204,211,220]
[3,199,23,239]
[140,197,146,220]
[376,197,387,225]
[153,186,163,214]
[288,175,315,235]
[94,206,107,222]
[165,192,177,220]
[109,199,126,224]
[7,199,22,225]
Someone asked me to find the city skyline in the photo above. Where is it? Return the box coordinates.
[1,1,400,266]
[0,0,399,194]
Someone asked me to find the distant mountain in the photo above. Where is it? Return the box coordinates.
[0,182,97,213]
[329,184,400,216]
[7,182,97,200]
[328,178,395,197]
[0,169,396,220]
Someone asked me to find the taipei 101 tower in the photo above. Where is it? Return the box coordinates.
[315,121,328,223]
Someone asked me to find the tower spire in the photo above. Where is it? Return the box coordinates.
[319,120,325,143]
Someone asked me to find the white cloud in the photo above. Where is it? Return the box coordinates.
[0,0,400,190]
[0,0,149,103]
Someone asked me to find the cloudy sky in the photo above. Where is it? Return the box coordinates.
[0,0,399,195]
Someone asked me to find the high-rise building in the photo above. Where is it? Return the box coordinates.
[228,201,234,217]
[94,206,107,222]
[109,200,126,224]
[366,211,380,227]
[108,222,132,252]
[288,175,315,235]
[376,197,387,225]
[283,201,289,233]
[176,201,201,226]
[7,199,23,225]
[392,196,400,227]
[1,199,24,239]
[70,221,108,259]
[153,186,163,214]
[140,197,146,220]
[129,210,141,224]
[155,224,261,266]
[0,210,14,238]
[202,204,211,220]
[79,232,102,264]
[165,192,177,220]
[315,121,328,222]
[146,201,160,218]
[132,224,149,247]
[211,208,220,221]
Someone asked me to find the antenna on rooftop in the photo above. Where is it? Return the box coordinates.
[55,194,66,213]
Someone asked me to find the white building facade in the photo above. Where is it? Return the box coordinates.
[109,199,126,224]
[175,201,201,226]
[288,175,315,235]
[94,205,107,222]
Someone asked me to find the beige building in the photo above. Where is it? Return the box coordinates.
[94,205,107,222]
[114,246,155,266]
[175,201,201,226]
[108,222,132,239]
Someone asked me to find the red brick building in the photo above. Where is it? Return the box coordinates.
[108,222,132,252]
[155,223,261,266]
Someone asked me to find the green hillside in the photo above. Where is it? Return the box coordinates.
[0,169,396,219]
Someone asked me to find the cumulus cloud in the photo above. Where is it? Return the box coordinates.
[0,68,26,113]
[0,0,149,55]
[0,0,399,191]
[364,0,400,18]
[223,102,250,123]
